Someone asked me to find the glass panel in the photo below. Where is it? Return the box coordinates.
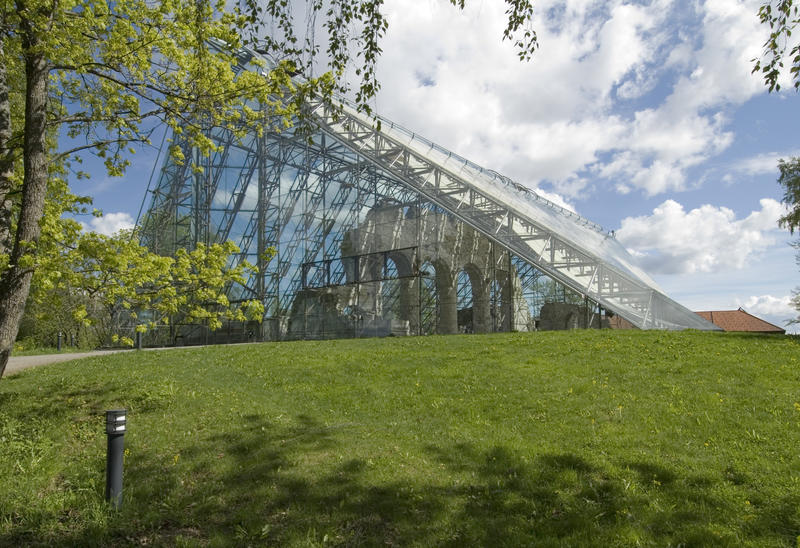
[138,51,720,342]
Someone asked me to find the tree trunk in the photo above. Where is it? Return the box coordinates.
[0,45,49,379]
[0,40,15,255]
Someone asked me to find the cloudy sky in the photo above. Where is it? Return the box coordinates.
[78,0,800,331]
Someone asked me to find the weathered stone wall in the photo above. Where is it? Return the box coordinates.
[538,302,608,330]
[289,205,532,336]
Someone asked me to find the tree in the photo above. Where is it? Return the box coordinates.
[0,0,537,378]
[0,0,319,377]
[753,3,800,323]
[22,223,269,348]
[774,158,800,322]
[753,0,800,91]
[63,230,266,345]
[14,178,95,349]
[776,158,800,234]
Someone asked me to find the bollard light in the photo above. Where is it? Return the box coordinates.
[57,332,62,351]
[105,409,126,509]
[136,331,142,351]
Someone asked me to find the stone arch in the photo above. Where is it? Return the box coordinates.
[462,263,491,333]
[387,250,413,277]
[380,255,400,319]
[386,250,416,333]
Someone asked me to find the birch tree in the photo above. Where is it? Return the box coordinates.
[0,0,324,377]
[0,0,537,378]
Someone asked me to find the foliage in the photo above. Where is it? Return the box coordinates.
[1,330,799,545]
[0,0,336,376]
[0,0,538,376]
[772,157,800,323]
[753,0,800,91]
[11,168,97,347]
[539,275,585,305]
[238,0,537,117]
[17,288,97,350]
[24,227,269,347]
[777,157,800,234]
[793,242,800,322]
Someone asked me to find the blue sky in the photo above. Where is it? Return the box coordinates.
[75,0,800,331]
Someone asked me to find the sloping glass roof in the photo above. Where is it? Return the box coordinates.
[305,99,718,331]
[184,42,721,331]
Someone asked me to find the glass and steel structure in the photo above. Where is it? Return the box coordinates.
[138,46,719,343]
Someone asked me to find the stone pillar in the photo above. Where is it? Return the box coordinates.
[403,277,420,334]
[437,270,458,335]
[471,274,492,334]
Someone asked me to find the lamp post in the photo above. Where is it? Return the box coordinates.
[105,409,126,509]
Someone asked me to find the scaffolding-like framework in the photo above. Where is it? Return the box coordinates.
[137,47,718,343]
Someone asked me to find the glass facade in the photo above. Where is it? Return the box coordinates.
[137,47,719,344]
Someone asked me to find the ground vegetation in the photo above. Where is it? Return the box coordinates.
[0,330,798,545]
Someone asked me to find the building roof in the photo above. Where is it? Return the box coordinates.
[694,308,786,334]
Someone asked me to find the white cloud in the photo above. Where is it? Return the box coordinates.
[372,0,773,198]
[82,212,135,236]
[737,294,798,332]
[375,0,667,195]
[616,198,784,274]
[732,151,800,176]
[737,294,796,318]
[603,109,735,195]
[666,0,765,110]
[531,187,577,213]
[738,154,782,176]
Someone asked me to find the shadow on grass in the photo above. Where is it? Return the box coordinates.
[3,406,800,546]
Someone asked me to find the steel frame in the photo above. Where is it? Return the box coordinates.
[138,50,718,335]
[306,100,715,330]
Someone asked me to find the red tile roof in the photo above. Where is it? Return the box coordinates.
[694,308,785,334]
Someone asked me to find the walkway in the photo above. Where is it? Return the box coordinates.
[5,349,133,376]
[4,342,259,376]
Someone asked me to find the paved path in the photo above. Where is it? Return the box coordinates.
[5,349,134,376]
[4,342,260,376]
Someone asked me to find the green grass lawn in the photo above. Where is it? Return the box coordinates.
[11,346,86,356]
[1,330,799,547]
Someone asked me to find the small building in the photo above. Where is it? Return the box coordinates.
[694,308,786,334]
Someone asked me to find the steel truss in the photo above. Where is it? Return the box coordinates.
[306,100,716,331]
[139,49,718,336]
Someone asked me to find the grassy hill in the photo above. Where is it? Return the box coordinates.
[1,330,799,546]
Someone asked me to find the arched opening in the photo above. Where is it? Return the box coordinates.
[456,269,473,333]
[387,251,413,278]
[461,264,491,333]
[381,256,401,320]
[490,275,513,332]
